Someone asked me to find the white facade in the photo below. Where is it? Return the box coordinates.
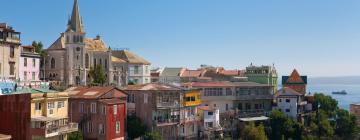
[275,96,300,119]
[128,64,151,84]
[203,108,220,129]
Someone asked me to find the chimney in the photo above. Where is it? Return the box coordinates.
[95,34,101,40]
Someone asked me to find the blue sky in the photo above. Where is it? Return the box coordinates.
[1,0,360,77]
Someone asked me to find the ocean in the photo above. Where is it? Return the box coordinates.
[307,84,360,110]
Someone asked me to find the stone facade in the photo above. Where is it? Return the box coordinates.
[0,23,21,81]
[45,0,150,87]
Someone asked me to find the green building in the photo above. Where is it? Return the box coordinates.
[245,64,278,94]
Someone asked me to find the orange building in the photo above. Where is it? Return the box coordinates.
[282,69,307,94]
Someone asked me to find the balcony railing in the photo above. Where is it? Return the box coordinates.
[154,118,180,126]
[157,102,180,108]
[237,109,270,118]
[45,123,78,138]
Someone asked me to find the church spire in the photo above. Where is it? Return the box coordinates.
[67,0,85,33]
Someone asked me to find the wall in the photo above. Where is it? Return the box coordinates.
[0,94,31,140]
[0,43,20,80]
[106,103,126,140]
[275,96,299,119]
[128,64,151,84]
[19,56,40,81]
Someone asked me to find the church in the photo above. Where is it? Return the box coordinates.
[45,0,151,87]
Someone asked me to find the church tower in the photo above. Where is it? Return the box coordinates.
[64,0,86,85]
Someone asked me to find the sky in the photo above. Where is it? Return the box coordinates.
[1,0,360,77]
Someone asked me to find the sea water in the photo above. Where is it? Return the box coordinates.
[307,84,360,110]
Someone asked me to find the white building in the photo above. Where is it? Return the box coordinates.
[198,106,222,138]
[159,67,184,84]
[274,87,307,119]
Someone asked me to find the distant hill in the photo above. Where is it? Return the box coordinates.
[308,76,360,85]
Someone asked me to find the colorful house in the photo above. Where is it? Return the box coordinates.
[19,46,41,82]
[29,89,78,140]
[123,83,201,140]
[282,69,307,94]
[245,64,278,94]
[67,86,127,140]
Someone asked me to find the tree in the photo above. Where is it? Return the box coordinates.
[89,65,106,85]
[68,131,83,140]
[269,110,304,140]
[314,93,338,117]
[243,122,268,140]
[334,109,358,139]
[127,116,146,139]
[144,131,163,140]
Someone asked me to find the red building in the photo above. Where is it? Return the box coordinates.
[67,87,127,140]
[282,69,307,94]
[0,94,31,140]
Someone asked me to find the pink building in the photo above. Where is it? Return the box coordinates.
[19,46,41,82]
[350,103,360,124]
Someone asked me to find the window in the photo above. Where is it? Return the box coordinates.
[94,58,97,67]
[99,59,102,66]
[87,122,93,133]
[145,66,149,74]
[58,101,64,108]
[85,54,89,68]
[9,62,15,75]
[99,124,105,135]
[134,65,139,74]
[192,124,195,132]
[91,103,97,113]
[113,105,117,115]
[279,99,282,102]
[35,102,42,110]
[79,102,84,113]
[48,102,55,114]
[208,111,213,115]
[226,104,229,111]
[32,58,36,67]
[50,58,55,69]
[32,72,36,80]
[214,104,216,107]
[238,103,243,110]
[76,47,81,51]
[101,105,106,115]
[24,58,27,67]
[24,71,27,81]
[286,109,290,112]
[144,94,148,103]
[116,121,120,134]
[286,99,290,103]
[48,102,55,109]
[246,103,251,110]
[105,59,108,69]
[10,45,15,58]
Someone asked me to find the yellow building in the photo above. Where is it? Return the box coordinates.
[30,89,78,140]
[183,90,202,107]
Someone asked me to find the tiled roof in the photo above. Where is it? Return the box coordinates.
[161,67,184,77]
[123,83,182,91]
[111,56,126,63]
[275,87,302,97]
[84,38,108,51]
[151,72,160,77]
[183,81,270,87]
[112,50,150,65]
[47,36,109,51]
[218,69,245,76]
[181,70,202,77]
[282,69,307,84]
[66,86,127,99]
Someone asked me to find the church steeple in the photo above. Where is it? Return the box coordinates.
[67,0,85,33]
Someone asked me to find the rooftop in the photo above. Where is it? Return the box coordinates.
[66,86,127,99]
[123,83,183,91]
[183,81,270,87]
[275,87,302,97]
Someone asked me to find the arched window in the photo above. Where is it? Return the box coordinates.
[51,58,55,69]
[99,59,102,66]
[85,54,89,68]
[105,59,108,69]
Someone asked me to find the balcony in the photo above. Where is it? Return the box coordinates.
[45,123,78,137]
[237,109,270,118]
[157,102,180,108]
[154,118,180,126]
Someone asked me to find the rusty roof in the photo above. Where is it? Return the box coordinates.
[183,81,270,87]
[122,83,183,91]
[66,86,127,99]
